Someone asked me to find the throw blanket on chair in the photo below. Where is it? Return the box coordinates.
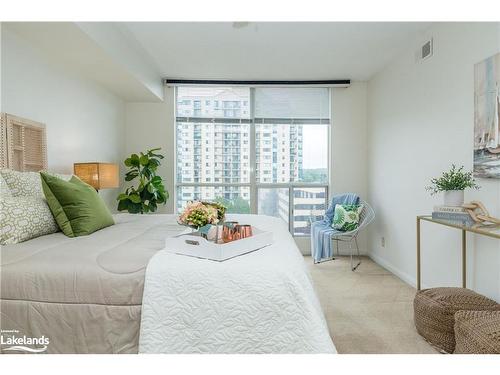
[310,193,360,263]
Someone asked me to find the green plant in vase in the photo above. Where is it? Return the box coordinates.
[117,148,168,213]
[426,164,479,206]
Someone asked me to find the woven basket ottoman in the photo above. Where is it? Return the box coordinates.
[454,310,500,354]
[414,287,500,353]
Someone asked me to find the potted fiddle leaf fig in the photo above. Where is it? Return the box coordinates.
[426,164,479,206]
[117,148,168,214]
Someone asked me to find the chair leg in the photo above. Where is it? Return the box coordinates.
[314,257,335,264]
[350,237,361,271]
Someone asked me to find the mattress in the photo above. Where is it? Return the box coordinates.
[0,214,182,353]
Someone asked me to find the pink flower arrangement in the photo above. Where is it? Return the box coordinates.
[178,201,225,229]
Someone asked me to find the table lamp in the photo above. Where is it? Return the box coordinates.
[73,162,119,191]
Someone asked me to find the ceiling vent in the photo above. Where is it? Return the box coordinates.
[416,38,433,62]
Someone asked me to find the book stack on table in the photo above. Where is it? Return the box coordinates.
[432,206,475,226]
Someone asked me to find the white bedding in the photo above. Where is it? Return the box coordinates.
[139,214,336,354]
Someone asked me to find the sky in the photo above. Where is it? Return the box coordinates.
[302,126,328,169]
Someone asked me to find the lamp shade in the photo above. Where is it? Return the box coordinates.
[73,162,119,190]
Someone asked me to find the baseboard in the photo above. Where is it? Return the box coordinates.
[368,252,424,289]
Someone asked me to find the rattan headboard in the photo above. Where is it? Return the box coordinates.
[0,113,47,171]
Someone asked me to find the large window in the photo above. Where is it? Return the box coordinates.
[175,86,330,236]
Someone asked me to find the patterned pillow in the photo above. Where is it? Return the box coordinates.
[332,204,364,232]
[0,195,59,245]
[0,169,72,198]
[0,173,12,197]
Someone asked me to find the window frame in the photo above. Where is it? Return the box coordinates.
[174,87,330,237]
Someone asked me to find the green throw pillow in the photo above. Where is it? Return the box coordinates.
[40,172,114,237]
[332,204,363,232]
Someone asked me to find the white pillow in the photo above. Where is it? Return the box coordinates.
[0,169,72,198]
[0,195,59,245]
[0,173,12,197]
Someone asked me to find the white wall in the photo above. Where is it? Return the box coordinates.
[124,87,175,214]
[1,28,125,209]
[367,22,500,300]
[124,84,369,254]
[0,22,2,112]
[331,82,368,254]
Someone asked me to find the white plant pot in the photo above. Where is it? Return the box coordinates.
[443,190,464,207]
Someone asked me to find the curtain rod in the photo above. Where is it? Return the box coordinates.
[164,79,350,88]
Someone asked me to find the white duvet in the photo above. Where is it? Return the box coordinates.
[139,214,335,354]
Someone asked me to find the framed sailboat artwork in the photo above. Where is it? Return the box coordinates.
[474,52,500,178]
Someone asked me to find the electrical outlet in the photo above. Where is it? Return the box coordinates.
[381,237,386,248]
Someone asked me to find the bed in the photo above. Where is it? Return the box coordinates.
[0,213,335,354]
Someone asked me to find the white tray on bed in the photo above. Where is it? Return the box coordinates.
[164,227,273,261]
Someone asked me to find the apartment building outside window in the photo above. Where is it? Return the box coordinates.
[175,86,330,236]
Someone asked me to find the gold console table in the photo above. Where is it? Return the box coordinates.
[416,215,500,290]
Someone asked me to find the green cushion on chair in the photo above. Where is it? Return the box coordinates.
[332,204,363,231]
[40,172,114,237]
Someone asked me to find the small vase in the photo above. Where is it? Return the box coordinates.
[208,224,223,243]
[443,190,464,207]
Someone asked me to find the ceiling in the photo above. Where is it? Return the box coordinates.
[123,22,432,81]
[4,22,164,102]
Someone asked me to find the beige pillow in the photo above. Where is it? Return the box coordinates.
[0,195,59,245]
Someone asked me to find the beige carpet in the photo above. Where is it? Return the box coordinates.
[306,255,438,354]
